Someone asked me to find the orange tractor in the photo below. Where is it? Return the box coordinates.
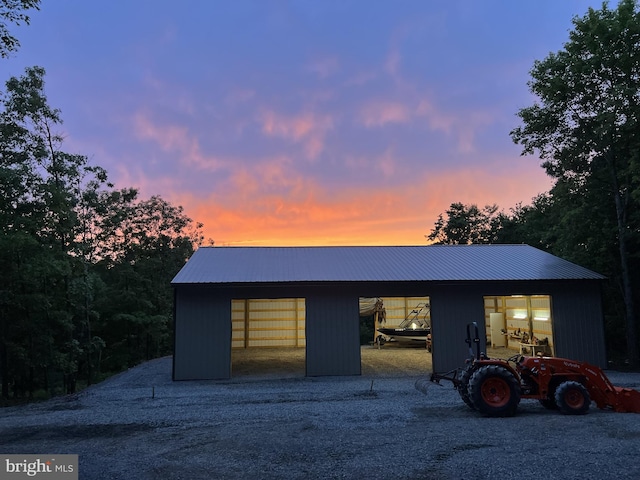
[424,323,640,416]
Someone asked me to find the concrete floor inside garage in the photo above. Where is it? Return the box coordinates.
[230,343,514,378]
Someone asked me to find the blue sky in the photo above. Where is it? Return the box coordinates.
[2,0,602,245]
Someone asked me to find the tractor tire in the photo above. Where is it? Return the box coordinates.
[456,364,476,410]
[468,365,521,417]
[555,381,590,415]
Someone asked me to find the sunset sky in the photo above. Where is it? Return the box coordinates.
[3,0,602,246]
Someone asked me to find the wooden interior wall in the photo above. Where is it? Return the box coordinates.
[232,298,305,348]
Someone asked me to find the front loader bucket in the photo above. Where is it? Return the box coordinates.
[614,387,640,413]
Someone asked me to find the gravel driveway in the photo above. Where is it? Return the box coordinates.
[2,351,640,480]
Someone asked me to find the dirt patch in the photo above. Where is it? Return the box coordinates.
[231,343,514,377]
[230,343,432,377]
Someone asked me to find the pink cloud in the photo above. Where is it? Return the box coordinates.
[258,110,334,160]
[416,98,455,133]
[385,49,401,77]
[112,164,181,199]
[344,71,377,87]
[359,101,411,127]
[342,149,398,177]
[416,98,495,153]
[226,88,256,104]
[359,95,490,155]
[306,56,340,78]
[132,112,228,171]
[226,156,307,198]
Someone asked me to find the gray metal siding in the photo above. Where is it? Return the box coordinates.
[550,282,606,367]
[430,284,487,373]
[171,279,606,380]
[173,287,231,380]
[306,293,360,376]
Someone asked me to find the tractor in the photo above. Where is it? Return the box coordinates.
[421,322,640,417]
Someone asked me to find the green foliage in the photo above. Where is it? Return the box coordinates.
[427,203,501,245]
[0,0,40,58]
[491,195,557,250]
[0,67,201,399]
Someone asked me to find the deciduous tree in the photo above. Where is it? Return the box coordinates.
[0,0,40,58]
[510,0,640,365]
[0,67,203,399]
[427,202,500,245]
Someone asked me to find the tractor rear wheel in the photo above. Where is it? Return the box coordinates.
[456,364,475,410]
[468,365,521,417]
[555,381,590,415]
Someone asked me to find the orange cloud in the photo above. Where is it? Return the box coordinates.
[121,107,549,248]
[170,159,552,246]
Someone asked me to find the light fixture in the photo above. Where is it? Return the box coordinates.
[534,316,549,321]
[513,313,527,319]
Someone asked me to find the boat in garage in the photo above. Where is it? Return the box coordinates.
[376,302,431,347]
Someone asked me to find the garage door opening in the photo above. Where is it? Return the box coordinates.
[231,298,306,377]
[358,296,433,375]
[484,295,554,356]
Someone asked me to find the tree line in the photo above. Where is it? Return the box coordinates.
[429,0,640,367]
[0,67,204,401]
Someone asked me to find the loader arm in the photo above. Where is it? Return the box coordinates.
[559,360,640,413]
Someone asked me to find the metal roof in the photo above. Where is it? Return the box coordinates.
[171,245,605,285]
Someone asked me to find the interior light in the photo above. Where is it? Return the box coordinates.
[513,313,527,319]
[534,316,549,321]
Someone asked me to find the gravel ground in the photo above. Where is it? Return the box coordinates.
[2,347,640,480]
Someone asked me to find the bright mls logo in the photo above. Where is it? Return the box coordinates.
[1,455,77,480]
